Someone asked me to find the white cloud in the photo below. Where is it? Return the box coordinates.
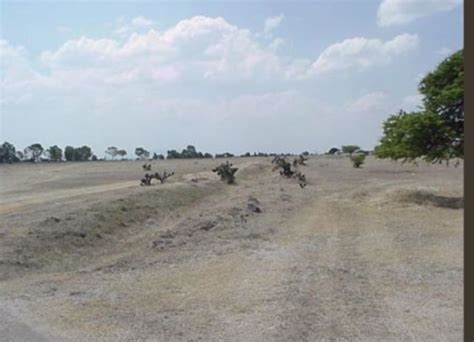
[309,33,419,75]
[114,16,156,36]
[263,15,284,35]
[1,40,38,83]
[377,0,462,27]
[2,16,423,153]
[269,37,284,51]
[39,16,286,85]
[131,16,155,28]
[346,91,388,113]
[8,16,419,95]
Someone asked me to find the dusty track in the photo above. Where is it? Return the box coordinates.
[0,157,463,341]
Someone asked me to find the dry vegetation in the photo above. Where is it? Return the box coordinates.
[0,156,463,341]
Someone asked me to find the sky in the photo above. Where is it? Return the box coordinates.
[0,0,464,157]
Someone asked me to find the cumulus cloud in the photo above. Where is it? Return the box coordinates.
[263,15,284,35]
[7,16,418,93]
[131,16,155,28]
[114,16,156,36]
[346,91,389,113]
[1,40,39,83]
[377,0,462,27]
[1,16,425,153]
[309,33,419,75]
[39,16,285,84]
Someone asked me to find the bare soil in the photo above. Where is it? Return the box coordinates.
[0,156,463,341]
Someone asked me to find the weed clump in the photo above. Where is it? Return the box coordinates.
[293,154,308,167]
[212,161,238,184]
[140,171,175,186]
[272,155,307,188]
[154,171,175,183]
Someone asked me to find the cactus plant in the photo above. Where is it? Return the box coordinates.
[212,161,238,184]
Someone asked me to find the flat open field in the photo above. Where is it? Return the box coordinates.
[0,156,463,341]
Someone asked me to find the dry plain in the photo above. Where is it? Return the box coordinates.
[0,156,463,341]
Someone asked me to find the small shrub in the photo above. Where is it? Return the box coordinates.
[272,155,307,188]
[212,161,238,184]
[295,154,307,166]
[142,163,152,171]
[140,173,153,186]
[294,171,307,188]
[272,156,294,177]
[154,171,174,184]
[350,154,366,168]
[140,170,174,186]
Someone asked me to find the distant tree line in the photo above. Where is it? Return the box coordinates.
[325,146,371,156]
[166,145,213,159]
[239,151,305,158]
[1,141,314,164]
[0,142,97,163]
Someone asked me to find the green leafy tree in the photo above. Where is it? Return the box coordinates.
[64,146,75,161]
[116,149,127,159]
[47,145,63,162]
[73,146,92,161]
[167,149,182,159]
[24,143,44,162]
[16,151,24,161]
[152,152,165,160]
[0,142,19,163]
[341,145,360,156]
[184,145,198,158]
[135,147,150,160]
[376,49,463,162]
[418,49,463,159]
[105,146,118,160]
[374,110,451,163]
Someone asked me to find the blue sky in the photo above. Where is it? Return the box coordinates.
[0,0,463,157]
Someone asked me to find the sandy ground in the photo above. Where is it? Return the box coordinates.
[0,156,463,341]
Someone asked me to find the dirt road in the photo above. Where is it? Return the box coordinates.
[0,157,463,341]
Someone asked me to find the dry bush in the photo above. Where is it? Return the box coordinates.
[154,171,175,184]
[272,155,307,188]
[140,170,174,186]
[293,154,308,166]
[212,161,238,184]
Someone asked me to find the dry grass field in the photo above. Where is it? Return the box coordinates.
[0,156,463,341]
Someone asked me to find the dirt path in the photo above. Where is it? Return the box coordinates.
[0,157,463,340]
[0,181,139,214]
